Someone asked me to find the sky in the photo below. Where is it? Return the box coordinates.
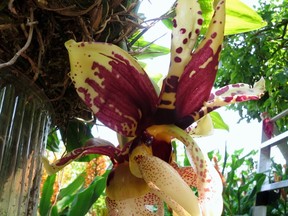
[93,0,284,164]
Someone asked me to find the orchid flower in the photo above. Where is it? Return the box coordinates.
[43,0,265,215]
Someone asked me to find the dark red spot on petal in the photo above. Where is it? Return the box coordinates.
[173,19,177,28]
[197,19,203,25]
[176,47,183,54]
[215,86,229,96]
[224,96,233,102]
[174,57,182,63]
[180,28,186,34]
[211,32,217,38]
[183,38,188,44]
[208,93,215,100]
[232,83,241,87]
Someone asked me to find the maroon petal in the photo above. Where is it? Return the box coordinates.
[42,138,120,175]
[65,40,158,137]
[175,0,225,125]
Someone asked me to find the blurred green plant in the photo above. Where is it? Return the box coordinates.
[39,165,109,216]
[214,149,266,215]
[215,0,288,132]
[266,159,288,215]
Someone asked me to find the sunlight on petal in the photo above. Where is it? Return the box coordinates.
[129,143,153,178]
[206,77,265,110]
[210,77,265,103]
[195,0,225,54]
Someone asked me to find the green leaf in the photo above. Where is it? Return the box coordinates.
[65,120,95,162]
[68,172,108,216]
[50,206,59,216]
[56,195,77,213]
[210,111,229,131]
[199,0,214,34]
[58,172,85,199]
[183,149,191,166]
[162,0,266,36]
[162,18,173,30]
[132,38,170,60]
[247,173,266,199]
[39,174,56,216]
[56,173,86,213]
[225,0,267,35]
[47,130,60,152]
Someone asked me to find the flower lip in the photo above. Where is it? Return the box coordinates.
[106,163,150,201]
[129,130,173,163]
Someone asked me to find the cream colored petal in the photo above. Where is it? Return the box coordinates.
[136,155,201,216]
[106,163,150,201]
[171,162,197,188]
[158,0,203,111]
[168,0,202,77]
[186,115,214,137]
[184,138,223,216]
[129,143,153,178]
[106,192,163,216]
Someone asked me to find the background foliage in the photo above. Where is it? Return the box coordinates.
[215,0,288,132]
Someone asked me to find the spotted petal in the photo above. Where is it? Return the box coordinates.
[189,77,265,122]
[175,0,226,129]
[106,192,163,216]
[136,155,200,216]
[185,148,223,216]
[65,40,158,137]
[105,162,164,215]
[172,162,223,215]
[171,162,197,188]
[156,0,203,120]
[42,138,120,175]
[186,114,214,136]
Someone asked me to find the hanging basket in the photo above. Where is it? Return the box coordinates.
[0,68,53,215]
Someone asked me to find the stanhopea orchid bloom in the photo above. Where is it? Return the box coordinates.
[43,0,265,215]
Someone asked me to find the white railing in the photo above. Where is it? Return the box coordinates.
[252,109,288,216]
